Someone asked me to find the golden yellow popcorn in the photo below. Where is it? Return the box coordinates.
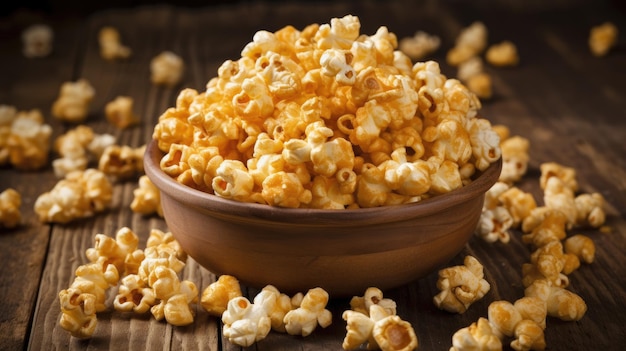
[342,309,377,350]
[150,51,184,86]
[372,314,418,351]
[0,188,21,229]
[524,279,587,321]
[476,206,513,243]
[399,30,440,61]
[200,274,243,317]
[450,317,502,351]
[5,108,52,170]
[564,234,595,264]
[98,26,131,60]
[499,135,530,184]
[34,168,113,223]
[51,79,96,123]
[523,241,568,288]
[521,209,567,247]
[589,22,618,57]
[253,285,299,332]
[485,40,519,67]
[85,227,141,276]
[283,287,332,336]
[574,193,606,228]
[457,56,483,83]
[151,15,502,209]
[543,177,577,227]
[465,72,492,100]
[58,257,120,338]
[22,24,53,58]
[149,265,198,326]
[105,96,138,129]
[52,125,114,178]
[487,298,547,351]
[446,21,488,66]
[499,187,537,228]
[349,287,397,316]
[131,175,163,217]
[433,255,490,313]
[222,296,272,347]
[114,274,156,313]
[98,144,145,180]
[539,162,578,192]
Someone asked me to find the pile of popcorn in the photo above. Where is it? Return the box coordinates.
[152,15,502,209]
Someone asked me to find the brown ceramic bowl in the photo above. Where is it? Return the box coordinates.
[144,140,501,297]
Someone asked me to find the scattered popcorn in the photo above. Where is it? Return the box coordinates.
[543,177,577,227]
[98,144,145,180]
[200,275,243,317]
[0,188,22,228]
[399,30,441,61]
[3,107,52,170]
[52,125,115,178]
[457,56,483,83]
[149,265,198,326]
[521,210,567,248]
[22,24,53,58]
[372,313,419,351]
[465,72,492,100]
[349,287,397,316]
[434,255,490,313]
[485,41,519,67]
[499,186,537,228]
[151,15,502,209]
[574,192,606,228]
[475,206,513,243]
[150,51,184,86]
[51,79,96,123]
[253,285,299,332]
[283,287,332,337]
[499,134,530,184]
[450,317,502,351]
[98,26,131,60]
[105,96,138,128]
[34,168,113,223]
[539,162,578,192]
[446,21,488,66]
[85,226,141,276]
[524,279,587,321]
[564,234,595,264]
[114,273,156,314]
[130,175,163,217]
[342,309,377,350]
[589,22,618,57]
[222,296,272,347]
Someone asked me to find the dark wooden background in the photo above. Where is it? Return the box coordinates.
[1,0,625,350]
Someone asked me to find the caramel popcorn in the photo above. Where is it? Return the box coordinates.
[114,274,156,313]
[222,296,272,347]
[589,22,618,57]
[85,227,141,276]
[283,287,333,336]
[22,24,53,58]
[434,255,490,313]
[574,193,606,228]
[98,26,131,60]
[446,21,488,67]
[105,96,138,128]
[476,206,513,243]
[499,134,530,184]
[98,144,145,180]
[253,285,299,332]
[51,79,96,123]
[349,287,397,316]
[372,314,419,351]
[34,168,113,223]
[0,188,22,228]
[564,234,595,264]
[450,317,502,351]
[399,30,441,61]
[539,162,578,192]
[53,125,114,178]
[200,274,243,317]
[524,279,587,321]
[149,265,198,326]
[151,15,501,209]
[485,41,519,67]
[130,175,163,217]
[499,187,537,228]
[150,51,184,86]
[4,108,52,170]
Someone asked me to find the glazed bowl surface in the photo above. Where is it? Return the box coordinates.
[144,140,501,296]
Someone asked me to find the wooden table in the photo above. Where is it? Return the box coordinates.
[1,1,625,350]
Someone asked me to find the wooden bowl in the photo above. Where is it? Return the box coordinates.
[144,140,502,297]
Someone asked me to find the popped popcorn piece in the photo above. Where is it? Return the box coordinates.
[399,30,441,61]
[524,279,587,321]
[283,287,332,336]
[85,226,141,276]
[523,241,570,287]
[150,51,184,86]
[539,162,578,192]
[465,72,492,100]
[0,188,22,229]
[52,125,97,178]
[510,319,546,351]
[5,108,52,170]
[34,168,113,223]
[485,41,519,67]
[253,285,298,332]
[521,210,567,248]
[98,26,131,60]
[222,296,272,347]
[475,206,513,243]
[22,24,53,58]
[51,79,96,123]
[446,21,488,66]
[131,175,163,217]
[145,228,187,263]
[372,314,419,351]
[574,193,606,228]
[457,56,483,83]
[434,255,490,313]
[499,135,530,184]
[200,275,243,317]
[149,265,198,326]
[564,234,595,264]
[342,309,377,350]
[499,187,537,228]
[58,257,119,338]
[450,317,502,351]
[98,144,145,180]
[114,274,156,313]
[483,181,510,210]
[589,22,618,57]
[349,287,397,316]
[543,177,577,227]
[105,96,138,128]
[488,298,547,351]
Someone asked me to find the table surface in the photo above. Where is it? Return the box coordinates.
[1,1,625,350]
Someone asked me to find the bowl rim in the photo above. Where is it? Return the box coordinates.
[144,140,502,225]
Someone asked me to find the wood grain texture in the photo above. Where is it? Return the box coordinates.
[0,1,625,350]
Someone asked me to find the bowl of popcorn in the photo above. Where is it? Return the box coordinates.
[144,15,502,296]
